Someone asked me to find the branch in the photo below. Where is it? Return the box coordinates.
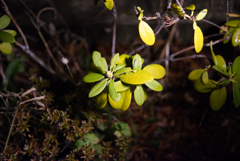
[111,1,117,57]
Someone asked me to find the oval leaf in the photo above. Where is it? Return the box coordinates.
[0,15,11,29]
[114,80,130,92]
[114,67,131,77]
[194,78,216,93]
[92,51,108,73]
[233,82,240,107]
[232,28,240,47]
[132,54,142,70]
[210,87,227,111]
[188,69,204,80]
[4,30,17,37]
[109,79,121,102]
[216,55,227,71]
[225,20,240,27]
[212,65,230,77]
[184,4,195,11]
[110,53,119,71]
[233,73,240,89]
[0,31,15,43]
[95,88,108,109]
[83,73,104,83]
[134,85,146,106]
[139,20,155,46]
[0,42,12,54]
[193,21,197,30]
[171,3,184,18]
[104,0,113,10]
[145,80,163,91]
[202,71,209,84]
[196,9,208,21]
[89,78,108,98]
[143,64,165,79]
[117,54,131,67]
[232,56,240,74]
[194,26,204,53]
[120,70,154,85]
[210,41,218,65]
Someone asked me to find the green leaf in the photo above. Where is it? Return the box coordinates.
[113,63,124,72]
[117,54,131,67]
[171,3,184,18]
[210,87,227,111]
[109,79,121,102]
[132,54,142,70]
[120,70,154,85]
[231,28,240,47]
[188,69,204,80]
[92,51,108,73]
[3,30,17,37]
[108,88,132,111]
[233,82,240,107]
[83,73,104,83]
[202,71,209,84]
[0,15,11,29]
[110,53,119,71]
[95,88,108,109]
[104,0,113,10]
[143,64,165,79]
[196,9,208,21]
[114,80,130,92]
[0,42,12,54]
[232,56,240,74]
[194,78,216,93]
[194,26,204,53]
[210,41,218,65]
[94,0,100,6]
[216,55,227,71]
[0,31,15,43]
[225,20,240,27]
[212,65,230,77]
[233,73,240,89]
[134,85,146,106]
[113,122,131,137]
[145,80,163,91]
[114,67,131,77]
[139,20,155,46]
[89,78,108,98]
[184,4,195,11]
[223,27,236,44]
[212,79,230,86]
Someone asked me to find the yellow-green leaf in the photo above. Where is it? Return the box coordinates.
[4,30,17,37]
[196,9,207,21]
[95,88,108,109]
[225,20,240,27]
[188,69,204,80]
[110,53,119,71]
[184,4,195,11]
[114,80,130,92]
[117,54,131,67]
[202,71,209,84]
[216,55,227,71]
[194,26,204,53]
[89,78,108,98]
[132,54,142,70]
[232,56,240,74]
[0,15,10,29]
[171,3,184,18]
[210,41,218,65]
[114,67,131,77]
[193,21,197,30]
[108,88,132,111]
[145,80,163,91]
[212,65,230,77]
[210,87,227,111]
[194,78,216,93]
[92,51,108,73]
[109,79,121,103]
[232,28,240,47]
[104,0,113,10]
[120,70,154,85]
[83,73,104,83]
[139,20,155,46]
[0,42,12,54]
[143,64,165,79]
[134,85,146,106]
[0,31,15,43]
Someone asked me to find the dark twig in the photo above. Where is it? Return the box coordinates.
[1,0,29,49]
[111,1,117,57]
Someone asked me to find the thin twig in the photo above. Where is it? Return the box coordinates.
[1,0,29,49]
[111,1,117,57]
[199,109,208,127]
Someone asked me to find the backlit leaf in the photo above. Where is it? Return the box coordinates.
[210,87,227,111]
[83,73,104,83]
[117,54,131,66]
[188,69,204,80]
[212,65,230,77]
[225,19,240,27]
[233,82,240,107]
[110,53,119,71]
[95,88,108,109]
[194,78,216,93]
[132,54,142,70]
[109,79,121,102]
[120,70,154,85]
[4,30,17,37]
[233,73,240,89]
[114,67,131,77]
[114,80,130,92]
[0,42,12,54]
[202,71,209,84]
[194,26,204,53]
[113,63,124,72]
[104,0,113,10]
[0,15,11,29]
[232,56,240,74]
[231,28,240,47]
[210,41,218,65]
[0,31,15,43]
[89,78,108,98]
[108,88,132,111]
[134,85,146,106]
[216,55,227,71]
[193,21,197,30]
[143,64,165,79]
[139,20,155,46]
[145,80,163,91]
[92,51,108,73]
[171,3,184,18]
[196,9,207,21]
[184,4,195,11]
